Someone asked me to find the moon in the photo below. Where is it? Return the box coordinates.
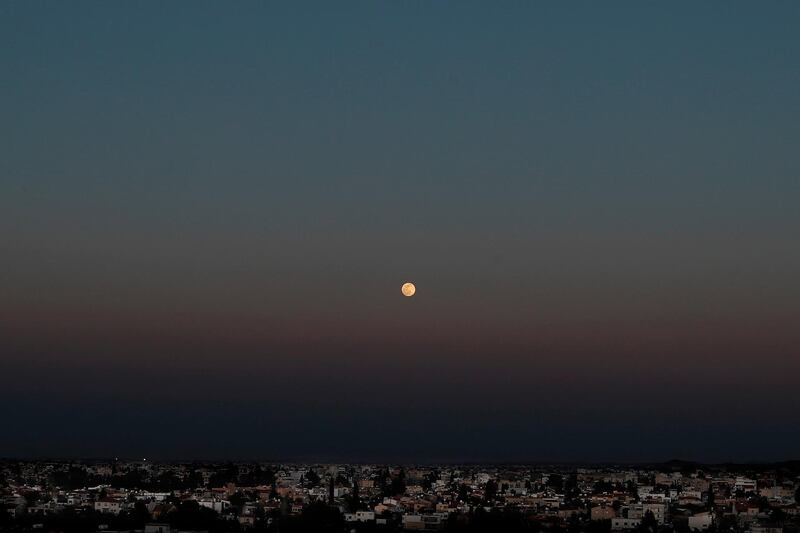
[401,282,416,297]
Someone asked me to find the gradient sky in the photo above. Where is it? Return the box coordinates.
[1,1,799,463]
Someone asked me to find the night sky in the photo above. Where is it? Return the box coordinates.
[1,2,799,463]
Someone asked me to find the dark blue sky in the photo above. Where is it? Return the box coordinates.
[1,2,799,462]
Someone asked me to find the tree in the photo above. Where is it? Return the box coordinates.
[155,471,180,491]
[207,462,237,487]
[770,508,786,523]
[458,484,470,503]
[299,500,344,531]
[166,500,218,531]
[0,505,11,527]
[50,466,89,490]
[259,466,276,485]
[594,480,614,493]
[118,469,144,489]
[23,491,40,506]
[484,480,498,503]
[716,514,738,532]
[422,470,439,491]
[377,469,389,496]
[349,478,360,511]
[229,491,247,509]
[588,519,612,533]
[548,474,564,492]
[706,489,715,509]
[564,474,580,501]
[639,510,658,533]
[184,468,201,489]
[305,469,320,487]
[568,514,583,533]
[132,500,151,524]
[390,474,406,496]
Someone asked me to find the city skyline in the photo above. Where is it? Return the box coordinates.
[1,459,799,532]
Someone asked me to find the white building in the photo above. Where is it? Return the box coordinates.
[94,499,124,514]
[344,511,375,522]
[734,478,757,493]
[198,499,230,513]
[643,502,667,524]
[402,513,447,530]
[612,517,641,530]
[688,511,714,531]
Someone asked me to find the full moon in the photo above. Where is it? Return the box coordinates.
[401,282,416,297]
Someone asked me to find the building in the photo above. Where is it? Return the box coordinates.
[144,524,171,533]
[592,505,616,521]
[734,478,757,493]
[402,513,447,530]
[643,502,668,524]
[688,511,714,531]
[345,511,376,522]
[94,498,123,514]
[612,517,641,530]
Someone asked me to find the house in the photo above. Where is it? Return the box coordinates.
[198,499,230,513]
[94,498,124,514]
[402,513,447,530]
[688,511,714,531]
[749,526,782,533]
[612,517,641,530]
[344,511,375,522]
[592,505,616,520]
[734,478,757,493]
[759,485,795,501]
[238,515,255,527]
[643,502,667,524]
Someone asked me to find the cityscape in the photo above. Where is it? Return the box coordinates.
[3,2,799,532]
[2,460,799,532]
